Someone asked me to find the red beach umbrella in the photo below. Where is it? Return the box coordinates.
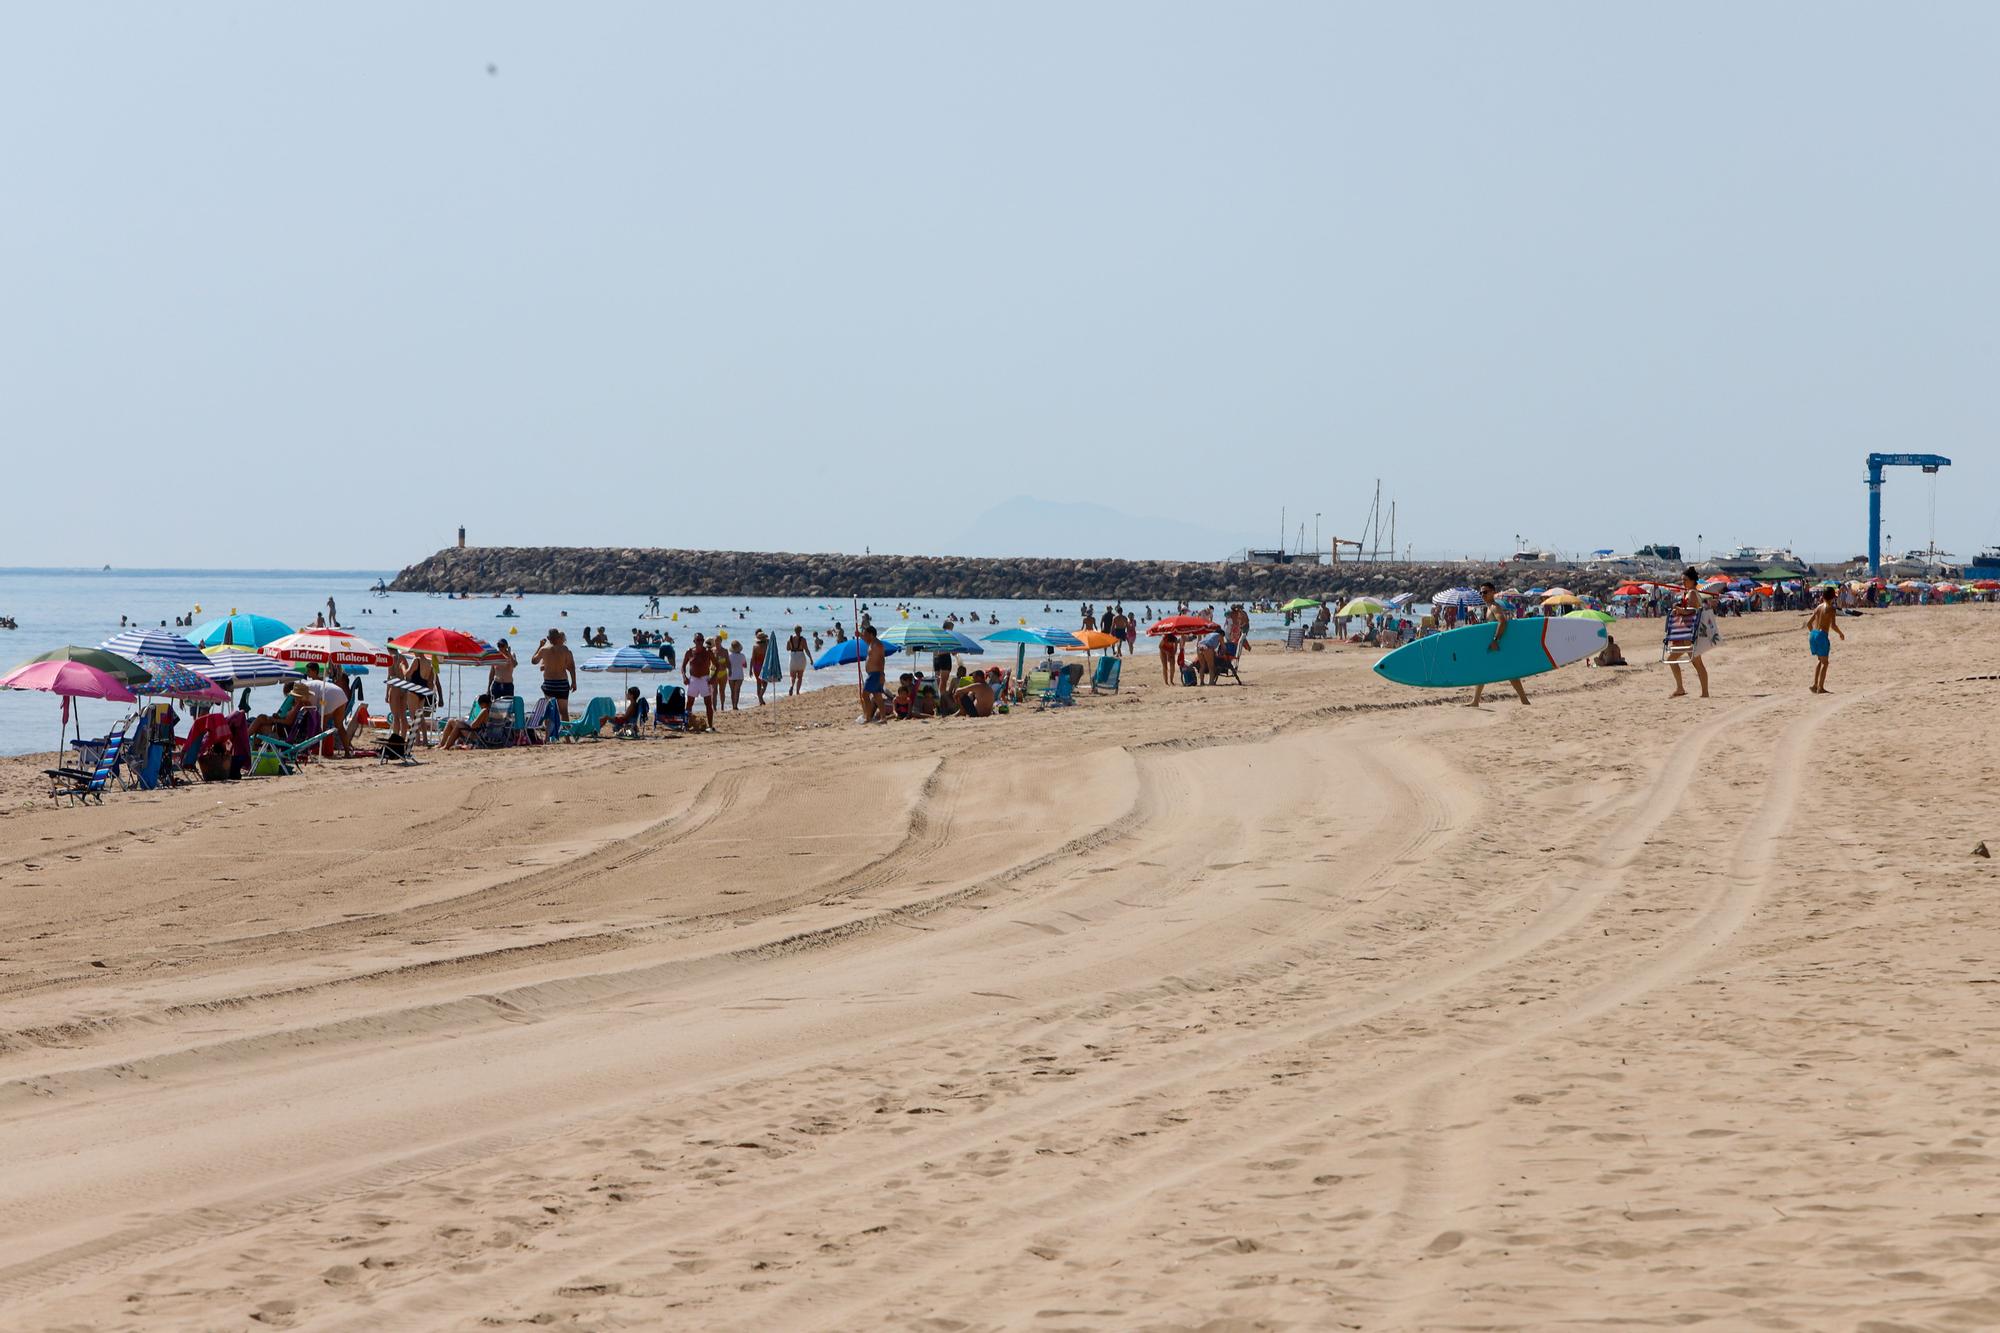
[388,627,499,662]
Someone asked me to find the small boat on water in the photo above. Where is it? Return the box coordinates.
[0,616,17,630]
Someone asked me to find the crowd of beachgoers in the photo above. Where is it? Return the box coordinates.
[7,568,1989,807]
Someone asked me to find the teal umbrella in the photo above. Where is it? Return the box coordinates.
[191,614,294,649]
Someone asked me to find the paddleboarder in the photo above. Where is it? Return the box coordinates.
[1470,583,1531,707]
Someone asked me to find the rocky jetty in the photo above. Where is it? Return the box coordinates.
[391,546,1648,603]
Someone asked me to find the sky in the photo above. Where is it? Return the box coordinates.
[3,3,1995,570]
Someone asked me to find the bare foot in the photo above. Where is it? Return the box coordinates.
[1668,689,1687,698]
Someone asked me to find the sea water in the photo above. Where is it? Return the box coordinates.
[0,568,1324,757]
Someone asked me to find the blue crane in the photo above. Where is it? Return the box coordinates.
[1866,453,1951,574]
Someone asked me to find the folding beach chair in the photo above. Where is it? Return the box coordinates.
[1039,671,1076,708]
[560,696,616,740]
[1091,655,1122,694]
[654,684,687,733]
[45,721,130,805]
[1662,609,1700,664]
[252,728,336,776]
[1284,626,1307,652]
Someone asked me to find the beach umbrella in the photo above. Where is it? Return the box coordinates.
[0,659,139,760]
[1612,583,1648,596]
[1523,586,1547,597]
[1564,609,1616,623]
[1433,587,1483,609]
[190,614,293,650]
[813,638,872,669]
[1336,599,1386,617]
[1148,615,1222,636]
[1753,584,1778,596]
[1541,592,1581,606]
[985,626,1083,647]
[874,623,963,653]
[1067,630,1117,651]
[263,627,392,666]
[197,646,302,690]
[984,626,1082,679]
[581,644,672,698]
[389,627,499,662]
[22,645,150,686]
[1541,586,1574,598]
[581,645,673,673]
[133,656,228,702]
[1384,592,1416,609]
[98,626,208,669]
[1279,597,1321,613]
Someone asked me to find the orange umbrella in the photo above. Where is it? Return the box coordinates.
[1753,584,1777,596]
[1065,630,1118,651]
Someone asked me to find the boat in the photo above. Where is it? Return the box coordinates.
[1706,544,1804,575]
[1967,547,2000,579]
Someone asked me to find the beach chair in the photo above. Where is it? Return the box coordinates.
[1284,626,1307,652]
[1662,610,1700,664]
[45,721,130,805]
[252,728,336,776]
[1090,655,1122,694]
[560,696,616,740]
[1020,670,1052,702]
[612,696,649,738]
[524,696,562,744]
[1039,671,1076,707]
[654,685,687,733]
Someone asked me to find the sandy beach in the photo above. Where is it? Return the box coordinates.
[2,607,1996,1330]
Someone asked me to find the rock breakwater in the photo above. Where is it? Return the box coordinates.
[391,546,1645,602]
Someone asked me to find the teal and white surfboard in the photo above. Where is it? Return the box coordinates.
[1373,617,1607,689]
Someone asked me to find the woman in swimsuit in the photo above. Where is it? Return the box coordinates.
[1668,568,1713,699]
[786,626,809,696]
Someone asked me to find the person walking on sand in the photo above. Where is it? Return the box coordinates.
[532,628,577,721]
[1668,568,1713,699]
[1470,582,1530,707]
[726,638,748,709]
[1804,586,1845,693]
[683,633,717,729]
[786,626,809,696]
[858,623,888,723]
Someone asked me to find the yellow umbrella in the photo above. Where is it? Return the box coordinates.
[1541,592,1581,606]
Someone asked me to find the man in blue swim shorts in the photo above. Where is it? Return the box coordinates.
[858,623,889,723]
[1804,586,1845,694]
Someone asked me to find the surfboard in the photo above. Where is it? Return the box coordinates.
[1373,616,1607,688]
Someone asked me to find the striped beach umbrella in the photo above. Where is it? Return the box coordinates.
[99,627,208,668]
[197,646,302,689]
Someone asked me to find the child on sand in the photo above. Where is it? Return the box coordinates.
[1804,587,1846,693]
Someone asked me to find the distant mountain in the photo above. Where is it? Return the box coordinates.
[939,496,1244,562]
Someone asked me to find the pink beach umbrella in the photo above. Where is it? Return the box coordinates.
[0,659,141,761]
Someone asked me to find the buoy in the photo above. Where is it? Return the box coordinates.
[1018,617,1026,625]
[671,613,678,621]
[231,607,238,616]
[509,626,518,635]
[193,605,201,613]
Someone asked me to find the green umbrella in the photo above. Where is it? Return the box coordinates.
[22,645,150,685]
[1337,598,1386,617]
[1279,597,1321,613]
[1564,609,1616,623]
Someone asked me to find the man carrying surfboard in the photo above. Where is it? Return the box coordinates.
[1470,583,1531,708]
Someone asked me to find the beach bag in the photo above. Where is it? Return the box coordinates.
[381,732,409,761]
[1181,666,1198,686]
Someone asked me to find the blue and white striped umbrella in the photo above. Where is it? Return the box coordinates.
[196,647,302,689]
[580,646,674,673]
[1433,588,1484,609]
[99,627,209,668]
